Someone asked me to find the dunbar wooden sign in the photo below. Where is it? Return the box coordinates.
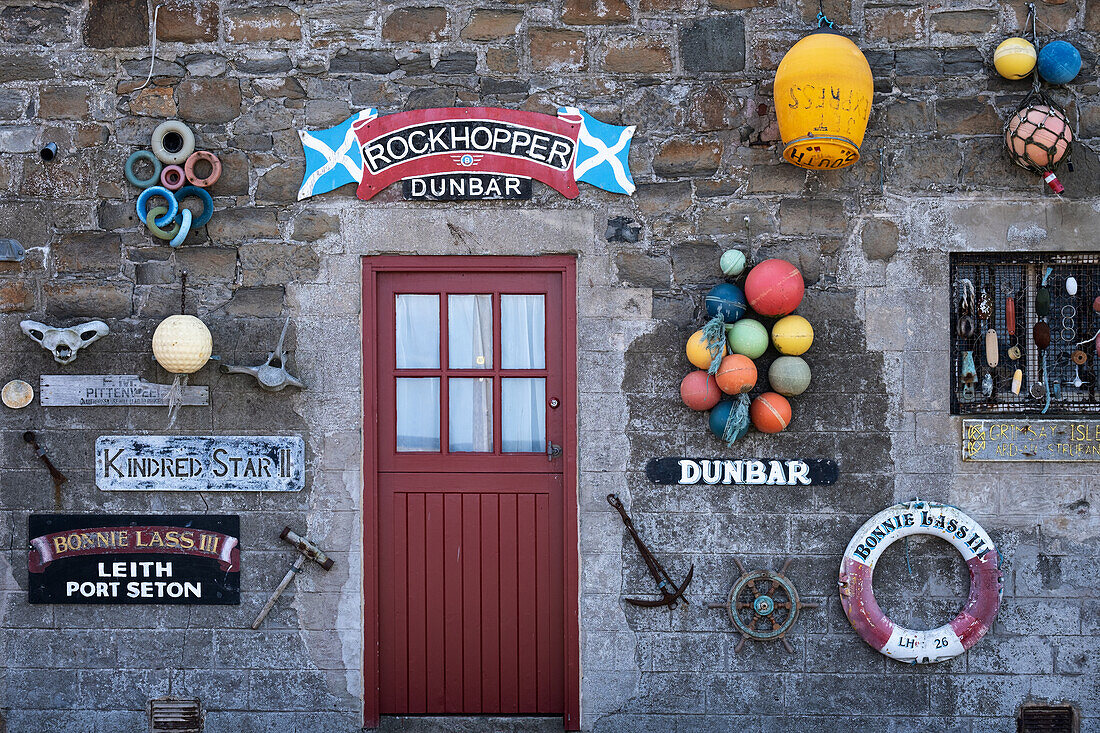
[95,435,304,492]
[297,106,635,202]
[646,457,839,486]
[28,514,240,605]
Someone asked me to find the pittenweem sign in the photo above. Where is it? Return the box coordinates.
[28,514,240,604]
[646,457,839,486]
[95,435,304,492]
[296,106,636,202]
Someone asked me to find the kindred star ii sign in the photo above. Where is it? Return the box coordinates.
[297,106,636,202]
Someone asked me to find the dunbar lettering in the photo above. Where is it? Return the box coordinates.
[645,457,838,486]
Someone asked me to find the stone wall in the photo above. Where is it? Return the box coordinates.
[0,0,1098,731]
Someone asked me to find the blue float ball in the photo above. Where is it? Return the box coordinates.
[1038,41,1082,85]
[705,283,748,323]
[708,400,749,443]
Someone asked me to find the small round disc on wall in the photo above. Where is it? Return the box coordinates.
[2,379,33,408]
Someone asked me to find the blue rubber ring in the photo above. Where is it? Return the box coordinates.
[174,185,214,229]
[136,186,178,228]
[169,208,193,248]
[125,150,162,188]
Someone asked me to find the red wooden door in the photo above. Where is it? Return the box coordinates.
[364,257,578,729]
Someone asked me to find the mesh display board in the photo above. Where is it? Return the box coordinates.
[950,253,1100,416]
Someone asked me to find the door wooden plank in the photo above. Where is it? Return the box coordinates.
[480,493,501,714]
[549,478,566,711]
[443,492,464,713]
[535,491,552,712]
[386,492,410,711]
[424,492,446,712]
[517,493,539,712]
[406,492,428,713]
[498,493,520,713]
[462,493,482,713]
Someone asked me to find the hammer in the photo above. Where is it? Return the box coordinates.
[251,527,335,630]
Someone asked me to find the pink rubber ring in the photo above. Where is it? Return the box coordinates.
[160,165,185,191]
[184,151,222,188]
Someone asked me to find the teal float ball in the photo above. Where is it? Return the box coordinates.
[769,356,811,397]
[720,249,747,277]
[726,318,769,359]
[705,283,748,323]
[709,400,749,443]
[1037,41,1082,85]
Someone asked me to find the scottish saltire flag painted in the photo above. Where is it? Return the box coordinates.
[297,107,636,201]
[296,108,377,200]
[558,107,636,195]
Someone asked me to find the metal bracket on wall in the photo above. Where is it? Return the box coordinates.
[0,238,25,262]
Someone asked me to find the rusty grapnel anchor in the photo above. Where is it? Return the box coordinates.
[709,556,818,653]
[607,493,693,608]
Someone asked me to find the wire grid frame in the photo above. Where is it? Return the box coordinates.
[949,252,1100,416]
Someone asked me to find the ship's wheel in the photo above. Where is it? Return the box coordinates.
[708,557,818,653]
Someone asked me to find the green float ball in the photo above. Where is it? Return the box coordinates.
[769,356,811,397]
[720,249,747,277]
[726,318,769,359]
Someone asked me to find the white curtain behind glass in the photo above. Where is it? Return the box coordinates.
[501,295,545,369]
[448,295,493,451]
[500,295,546,452]
[395,294,439,368]
[448,294,492,368]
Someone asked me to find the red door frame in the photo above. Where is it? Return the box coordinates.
[362,255,580,730]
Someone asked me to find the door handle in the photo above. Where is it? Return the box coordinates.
[547,441,562,461]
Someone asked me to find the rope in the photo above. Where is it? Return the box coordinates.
[134,4,162,93]
[703,315,726,375]
[722,394,751,445]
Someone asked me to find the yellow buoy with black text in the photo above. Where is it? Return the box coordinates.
[773,30,874,170]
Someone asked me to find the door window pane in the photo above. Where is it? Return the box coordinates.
[501,295,545,369]
[448,294,493,369]
[449,378,493,452]
[397,378,440,451]
[396,295,439,369]
[502,378,545,452]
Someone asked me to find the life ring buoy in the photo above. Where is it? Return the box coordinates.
[136,186,178,229]
[160,164,185,191]
[184,151,221,187]
[124,150,162,188]
[174,185,214,229]
[168,208,193,248]
[838,501,1002,664]
[151,120,195,165]
[144,206,180,241]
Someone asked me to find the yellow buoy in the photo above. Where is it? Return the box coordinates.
[687,329,723,370]
[773,30,873,171]
[772,315,814,356]
[994,37,1036,80]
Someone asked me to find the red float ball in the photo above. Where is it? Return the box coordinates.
[744,259,805,317]
[680,370,721,411]
[750,392,792,433]
[715,354,758,395]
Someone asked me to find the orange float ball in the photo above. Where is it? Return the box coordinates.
[715,354,757,395]
[750,392,792,433]
[680,370,721,411]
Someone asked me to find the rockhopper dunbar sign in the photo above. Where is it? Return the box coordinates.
[297,106,636,202]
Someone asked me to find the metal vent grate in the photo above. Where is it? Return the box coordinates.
[149,697,202,732]
[1018,704,1075,733]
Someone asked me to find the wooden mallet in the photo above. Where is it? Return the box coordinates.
[251,526,335,630]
